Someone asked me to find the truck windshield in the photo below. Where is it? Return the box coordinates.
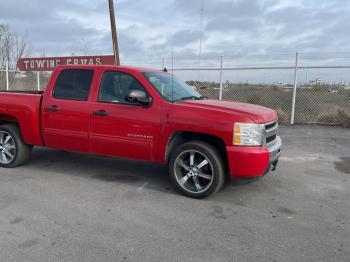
[142,72,205,102]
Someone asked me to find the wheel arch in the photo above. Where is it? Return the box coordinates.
[0,112,43,146]
[165,131,229,173]
[0,115,22,140]
[0,114,19,125]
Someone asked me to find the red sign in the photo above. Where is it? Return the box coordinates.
[17,55,115,71]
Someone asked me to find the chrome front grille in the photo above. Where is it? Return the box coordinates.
[264,121,278,147]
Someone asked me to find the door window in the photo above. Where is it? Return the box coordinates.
[53,69,94,101]
[98,71,147,104]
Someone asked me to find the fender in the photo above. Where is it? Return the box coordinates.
[0,93,44,146]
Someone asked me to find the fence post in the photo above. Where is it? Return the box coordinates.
[219,55,224,100]
[291,52,299,124]
[37,71,41,91]
[5,61,9,91]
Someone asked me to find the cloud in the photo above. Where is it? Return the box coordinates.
[206,16,262,32]
[168,29,204,46]
[0,0,349,64]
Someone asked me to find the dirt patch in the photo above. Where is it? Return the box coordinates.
[10,217,23,224]
[209,205,227,220]
[277,207,295,215]
[334,157,350,174]
[18,239,38,249]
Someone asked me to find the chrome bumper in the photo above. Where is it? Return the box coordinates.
[267,136,282,171]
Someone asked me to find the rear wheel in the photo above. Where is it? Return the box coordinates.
[0,124,32,168]
[169,141,225,198]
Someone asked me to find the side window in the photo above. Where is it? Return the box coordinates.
[53,69,94,101]
[98,71,146,104]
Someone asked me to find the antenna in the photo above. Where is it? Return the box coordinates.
[198,0,204,81]
[171,47,174,102]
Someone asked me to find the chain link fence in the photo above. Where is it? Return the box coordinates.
[168,54,350,126]
[0,70,51,91]
[1,53,350,126]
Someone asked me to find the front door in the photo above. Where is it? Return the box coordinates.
[89,71,160,161]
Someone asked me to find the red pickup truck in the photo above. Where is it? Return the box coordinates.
[0,65,281,198]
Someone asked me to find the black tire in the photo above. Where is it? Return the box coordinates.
[169,141,225,198]
[0,124,32,168]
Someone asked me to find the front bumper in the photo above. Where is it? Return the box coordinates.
[266,136,282,172]
[226,136,282,179]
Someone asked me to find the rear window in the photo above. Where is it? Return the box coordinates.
[53,69,94,101]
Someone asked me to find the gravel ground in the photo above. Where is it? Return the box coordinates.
[0,125,349,262]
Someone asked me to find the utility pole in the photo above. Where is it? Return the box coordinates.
[108,0,120,65]
[291,52,299,125]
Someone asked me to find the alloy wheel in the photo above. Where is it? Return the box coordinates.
[173,150,214,194]
[0,131,16,164]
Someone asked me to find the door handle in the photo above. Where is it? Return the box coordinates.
[46,105,60,112]
[93,110,108,117]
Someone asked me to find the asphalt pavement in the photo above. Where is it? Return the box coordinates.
[0,125,349,262]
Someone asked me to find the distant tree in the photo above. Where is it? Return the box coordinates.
[0,24,27,70]
[0,24,29,89]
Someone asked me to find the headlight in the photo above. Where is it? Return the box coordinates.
[233,123,264,146]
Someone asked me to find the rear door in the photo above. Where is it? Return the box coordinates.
[42,69,94,152]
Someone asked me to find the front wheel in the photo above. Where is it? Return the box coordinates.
[0,124,32,168]
[169,141,225,198]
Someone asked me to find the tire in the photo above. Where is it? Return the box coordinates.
[0,124,32,168]
[169,141,225,198]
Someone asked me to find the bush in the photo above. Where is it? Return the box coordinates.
[275,107,289,122]
[317,108,350,127]
[337,109,350,127]
[246,95,261,105]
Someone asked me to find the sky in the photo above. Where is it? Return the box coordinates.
[1,0,350,83]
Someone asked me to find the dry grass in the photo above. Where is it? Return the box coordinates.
[317,108,350,127]
[275,107,290,122]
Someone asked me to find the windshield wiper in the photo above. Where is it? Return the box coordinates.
[173,96,207,103]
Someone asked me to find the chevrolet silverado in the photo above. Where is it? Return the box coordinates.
[0,65,281,198]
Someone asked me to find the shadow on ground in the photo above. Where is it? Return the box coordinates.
[27,147,174,194]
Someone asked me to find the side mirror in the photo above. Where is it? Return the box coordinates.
[126,90,151,106]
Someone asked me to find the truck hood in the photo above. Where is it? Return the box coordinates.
[182,99,277,123]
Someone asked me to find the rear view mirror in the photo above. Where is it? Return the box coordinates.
[126,90,151,106]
